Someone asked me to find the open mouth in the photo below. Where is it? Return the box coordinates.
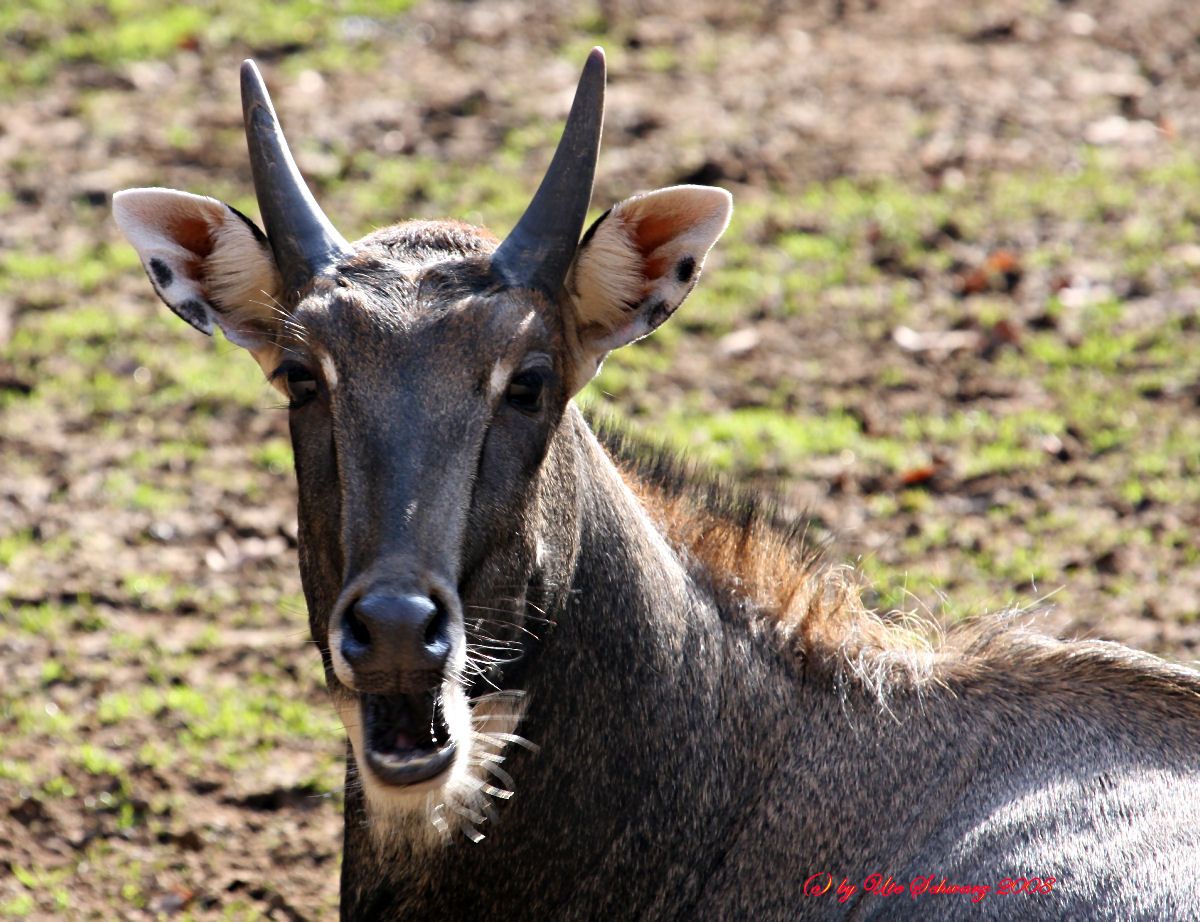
[361,690,456,787]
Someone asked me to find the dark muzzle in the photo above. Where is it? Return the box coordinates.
[338,586,461,787]
[341,592,452,692]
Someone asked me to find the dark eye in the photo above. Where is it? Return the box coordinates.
[506,369,546,414]
[272,361,318,409]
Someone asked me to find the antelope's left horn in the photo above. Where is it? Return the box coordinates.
[241,59,352,296]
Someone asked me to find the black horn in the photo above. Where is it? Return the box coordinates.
[241,60,351,295]
[491,47,606,293]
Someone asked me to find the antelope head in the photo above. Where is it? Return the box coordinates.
[113,49,731,834]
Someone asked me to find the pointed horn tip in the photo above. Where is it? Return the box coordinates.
[584,47,606,82]
[240,59,263,86]
[240,60,277,125]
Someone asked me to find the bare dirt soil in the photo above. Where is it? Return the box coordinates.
[3,0,1200,918]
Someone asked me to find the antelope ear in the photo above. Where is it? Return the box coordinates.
[113,188,284,362]
[564,185,732,392]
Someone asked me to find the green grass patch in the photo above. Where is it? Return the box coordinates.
[593,403,919,477]
[0,0,417,92]
[252,437,294,474]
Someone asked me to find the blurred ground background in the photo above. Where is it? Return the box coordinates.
[2,0,1200,917]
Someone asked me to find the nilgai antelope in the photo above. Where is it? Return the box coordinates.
[114,49,1200,921]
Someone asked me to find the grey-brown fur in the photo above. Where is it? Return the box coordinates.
[114,55,1200,922]
[287,222,1200,921]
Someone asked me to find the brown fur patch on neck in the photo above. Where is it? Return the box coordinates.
[592,418,903,666]
[594,416,1200,712]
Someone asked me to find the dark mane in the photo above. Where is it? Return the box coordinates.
[591,411,1200,713]
[589,411,886,664]
[590,412,824,557]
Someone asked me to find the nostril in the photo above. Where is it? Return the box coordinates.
[425,596,450,649]
[345,604,372,648]
[345,591,454,676]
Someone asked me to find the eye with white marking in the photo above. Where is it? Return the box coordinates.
[504,353,554,416]
[271,360,319,409]
[506,368,546,414]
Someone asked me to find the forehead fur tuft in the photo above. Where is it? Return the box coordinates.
[358,220,499,266]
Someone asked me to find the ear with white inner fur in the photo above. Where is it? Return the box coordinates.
[112,188,284,362]
[564,184,732,392]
